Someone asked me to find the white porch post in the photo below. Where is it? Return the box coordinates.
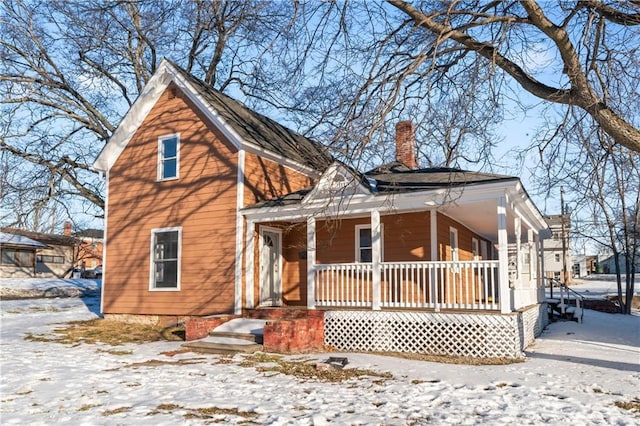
[514,216,522,310]
[515,216,522,284]
[307,216,316,310]
[528,229,537,303]
[498,196,511,313]
[245,220,255,309]
[430,210,439,312]
[371,210,382,310]
[539,236,547,300]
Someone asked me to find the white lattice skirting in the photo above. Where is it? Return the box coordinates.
[324,304,547,359]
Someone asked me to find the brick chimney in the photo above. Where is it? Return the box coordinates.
[63,222,72,236]
[395,120,417,169]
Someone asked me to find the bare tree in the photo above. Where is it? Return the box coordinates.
[0,0,298,229]
[533,110,639,314]
[386,0,640,154]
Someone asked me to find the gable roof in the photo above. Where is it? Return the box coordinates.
[0,227,78,247]
[172,63,332,171]
[94,59,331,174]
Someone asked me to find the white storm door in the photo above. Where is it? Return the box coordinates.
[259,227,282,306]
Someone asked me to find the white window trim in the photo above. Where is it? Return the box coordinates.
[149,226,182,291]
[355,224,384,263]
[157,133,180,181]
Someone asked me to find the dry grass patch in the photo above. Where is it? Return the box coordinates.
[148,404,256,420]
[111,358,207,370]
[183,406,257,420]
[77,404,102,412]
[367,351,524,365]
[23,319,184,346]
[239,353,393,383]
[102,406,131,416]
[615,399,640,413]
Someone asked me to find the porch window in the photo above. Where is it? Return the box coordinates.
[355,224,383,263]
[150,227,181,290]
[449,227,459,262]
[472,238,479,261]
[158,134,179,181]
[1,249,34,267]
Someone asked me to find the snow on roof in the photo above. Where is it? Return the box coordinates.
[0,231,47,248]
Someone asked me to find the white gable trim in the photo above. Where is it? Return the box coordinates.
[302,162,370,204]
[94,61,174,171]
[94,59,321,178]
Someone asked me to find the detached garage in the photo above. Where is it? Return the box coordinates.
[0,231,47,278]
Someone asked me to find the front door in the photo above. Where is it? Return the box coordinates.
[259,228,282,306]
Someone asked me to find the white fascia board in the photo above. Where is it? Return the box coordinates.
[506,182,549,234]
[242,179,532,225]
[94,60,175,171]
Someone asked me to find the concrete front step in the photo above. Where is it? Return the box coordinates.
[209,318,267,344]
[210,331,263,344]
[182,336,263,355]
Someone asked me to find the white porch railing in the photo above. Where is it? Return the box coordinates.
[314,260,501,311]
[315,263,373,308]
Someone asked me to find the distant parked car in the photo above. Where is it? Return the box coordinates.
[81,266,102,279]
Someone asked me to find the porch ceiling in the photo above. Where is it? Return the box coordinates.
[437,198,503,242]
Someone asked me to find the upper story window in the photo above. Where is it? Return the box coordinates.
[158,134,179,181]
[355,224,384,263]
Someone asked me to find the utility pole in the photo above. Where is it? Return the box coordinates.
[560,187,568,286]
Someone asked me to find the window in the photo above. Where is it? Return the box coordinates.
[355,225,383,263]
[471,238,479,261]
[449,227,459,262]
[1,249,34,267]
[150,228,181,290]
[554,253,561,262]
[36,255,64,264]
[158,134,179,180]
[480,240,488,260]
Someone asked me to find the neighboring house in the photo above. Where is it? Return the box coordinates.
[73,228,104,272]
[94,59,551,358]
[543,214,571,282]
[0,227,77,278]
[0,231,47,278]
[598,253,640,275]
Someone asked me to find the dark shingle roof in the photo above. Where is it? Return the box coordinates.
[170,61,333,171]
[364,161,517,192]
[249,188,312,208]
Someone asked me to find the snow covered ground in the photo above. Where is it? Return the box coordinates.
[1,278,639,425]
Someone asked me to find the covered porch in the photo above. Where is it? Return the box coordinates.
[241,181,548,315]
